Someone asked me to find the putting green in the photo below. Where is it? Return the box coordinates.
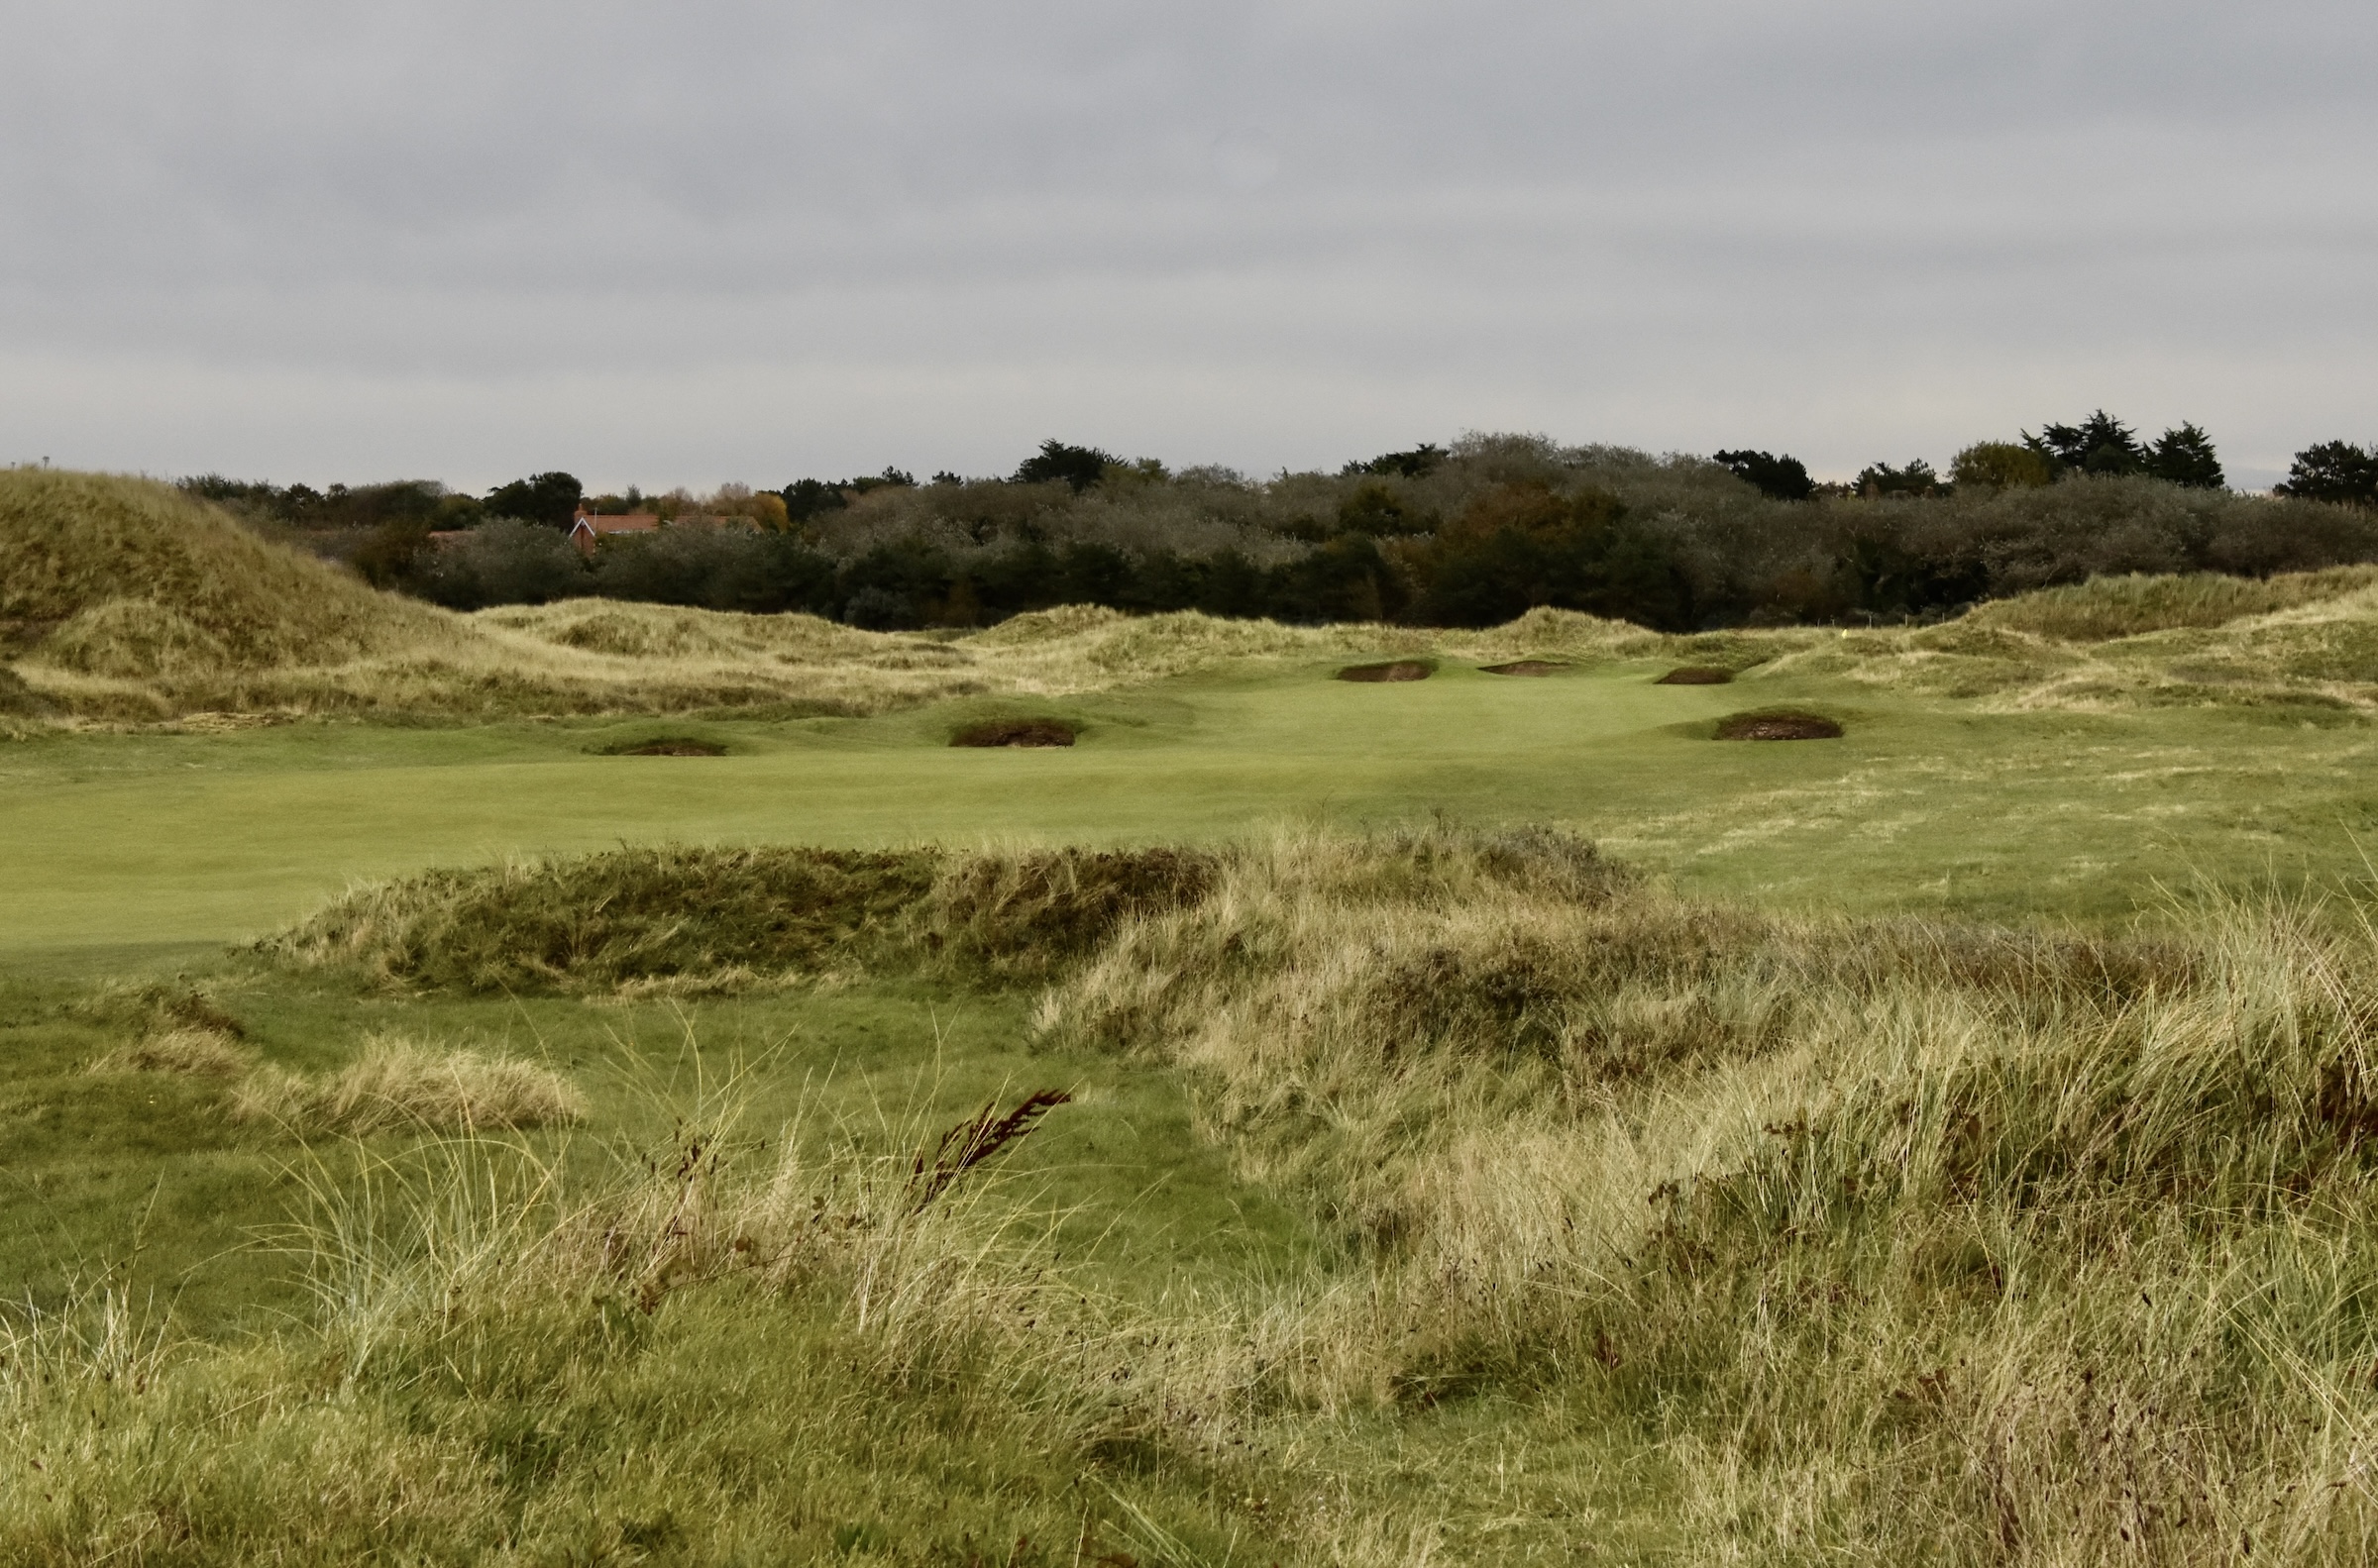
[4,657,2372,961]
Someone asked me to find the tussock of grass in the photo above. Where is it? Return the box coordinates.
[230,1036,584,1134]
[87,1026,253,1078]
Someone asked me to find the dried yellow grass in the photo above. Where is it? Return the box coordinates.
[86,1027,254,1078]
[231,1037,585,1135]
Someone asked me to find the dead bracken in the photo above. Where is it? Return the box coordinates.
[1336,660,1434,682]
[1656,667,1733,685]
[950,717,1078,748]
[1714,709,1844,741]
[1479,660,1567,677]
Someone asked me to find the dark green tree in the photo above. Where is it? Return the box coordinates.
[1854,460,1943,498]
[2027,412,2143,475]
[485,471,584,527]
[2144,423,2225,489]
[2275,442,2378,507]
[1711,450,1815,501]
[1013,440,1118,492]
[1342,444,1445,479]
[779,478,849,522]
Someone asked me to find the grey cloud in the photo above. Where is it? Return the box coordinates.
[4,2,2374,486]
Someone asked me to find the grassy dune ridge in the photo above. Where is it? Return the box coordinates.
[12,470,2378,730]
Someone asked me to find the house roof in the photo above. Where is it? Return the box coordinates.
[569,511,661,536]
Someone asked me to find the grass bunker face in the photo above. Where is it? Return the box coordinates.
[951,717,1078,748]
[1715,709,1844,741]
[595,737,730,756]
[1336,660,1434,682]
[1657,667,1733,685]
[1479,660,1567,677]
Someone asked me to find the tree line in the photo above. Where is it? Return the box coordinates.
[185,423,2378,633]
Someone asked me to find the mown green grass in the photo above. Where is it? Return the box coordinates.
[4,655,2371,965]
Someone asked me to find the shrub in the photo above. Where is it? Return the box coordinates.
[1948,441,2054,490]
[1409,483,1681,628]
[414,519,587,609]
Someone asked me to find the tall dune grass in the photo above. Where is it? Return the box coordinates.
[1025,832,2378,1559]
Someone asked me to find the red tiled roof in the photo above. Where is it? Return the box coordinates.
[570,511,661,536]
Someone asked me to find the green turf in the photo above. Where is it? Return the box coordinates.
[4,657,2370,963]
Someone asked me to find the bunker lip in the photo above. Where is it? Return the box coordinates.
[950,717,1078,748]
[595,737,729,757]
[1657,667,1733,685]
[1479,660,1567,677]
[1336,660,1434,683]
[1714,709,1844,741]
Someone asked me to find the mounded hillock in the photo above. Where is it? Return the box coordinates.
[0,469,455,674]
[270,842,1220,992]
[1968,566,2378,642]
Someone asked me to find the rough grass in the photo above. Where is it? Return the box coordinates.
[270,842,1219,993]
[20,828,2378,1558]
[229,1037,584,1134]
[0,469,453,673]
[86,1026,254,1079]
[1030,830,2378,1560]
[1970,567,2378,642]
[0,1095,1269,1565]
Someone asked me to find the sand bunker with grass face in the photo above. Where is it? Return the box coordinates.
[1336,660,1434,682]
[1657,667,1733,685]
[1479,660,1567,677]
[1714,709,1843,741]
[951,717,1078,748]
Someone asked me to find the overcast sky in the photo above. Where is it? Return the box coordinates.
[6,2,2373,490]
